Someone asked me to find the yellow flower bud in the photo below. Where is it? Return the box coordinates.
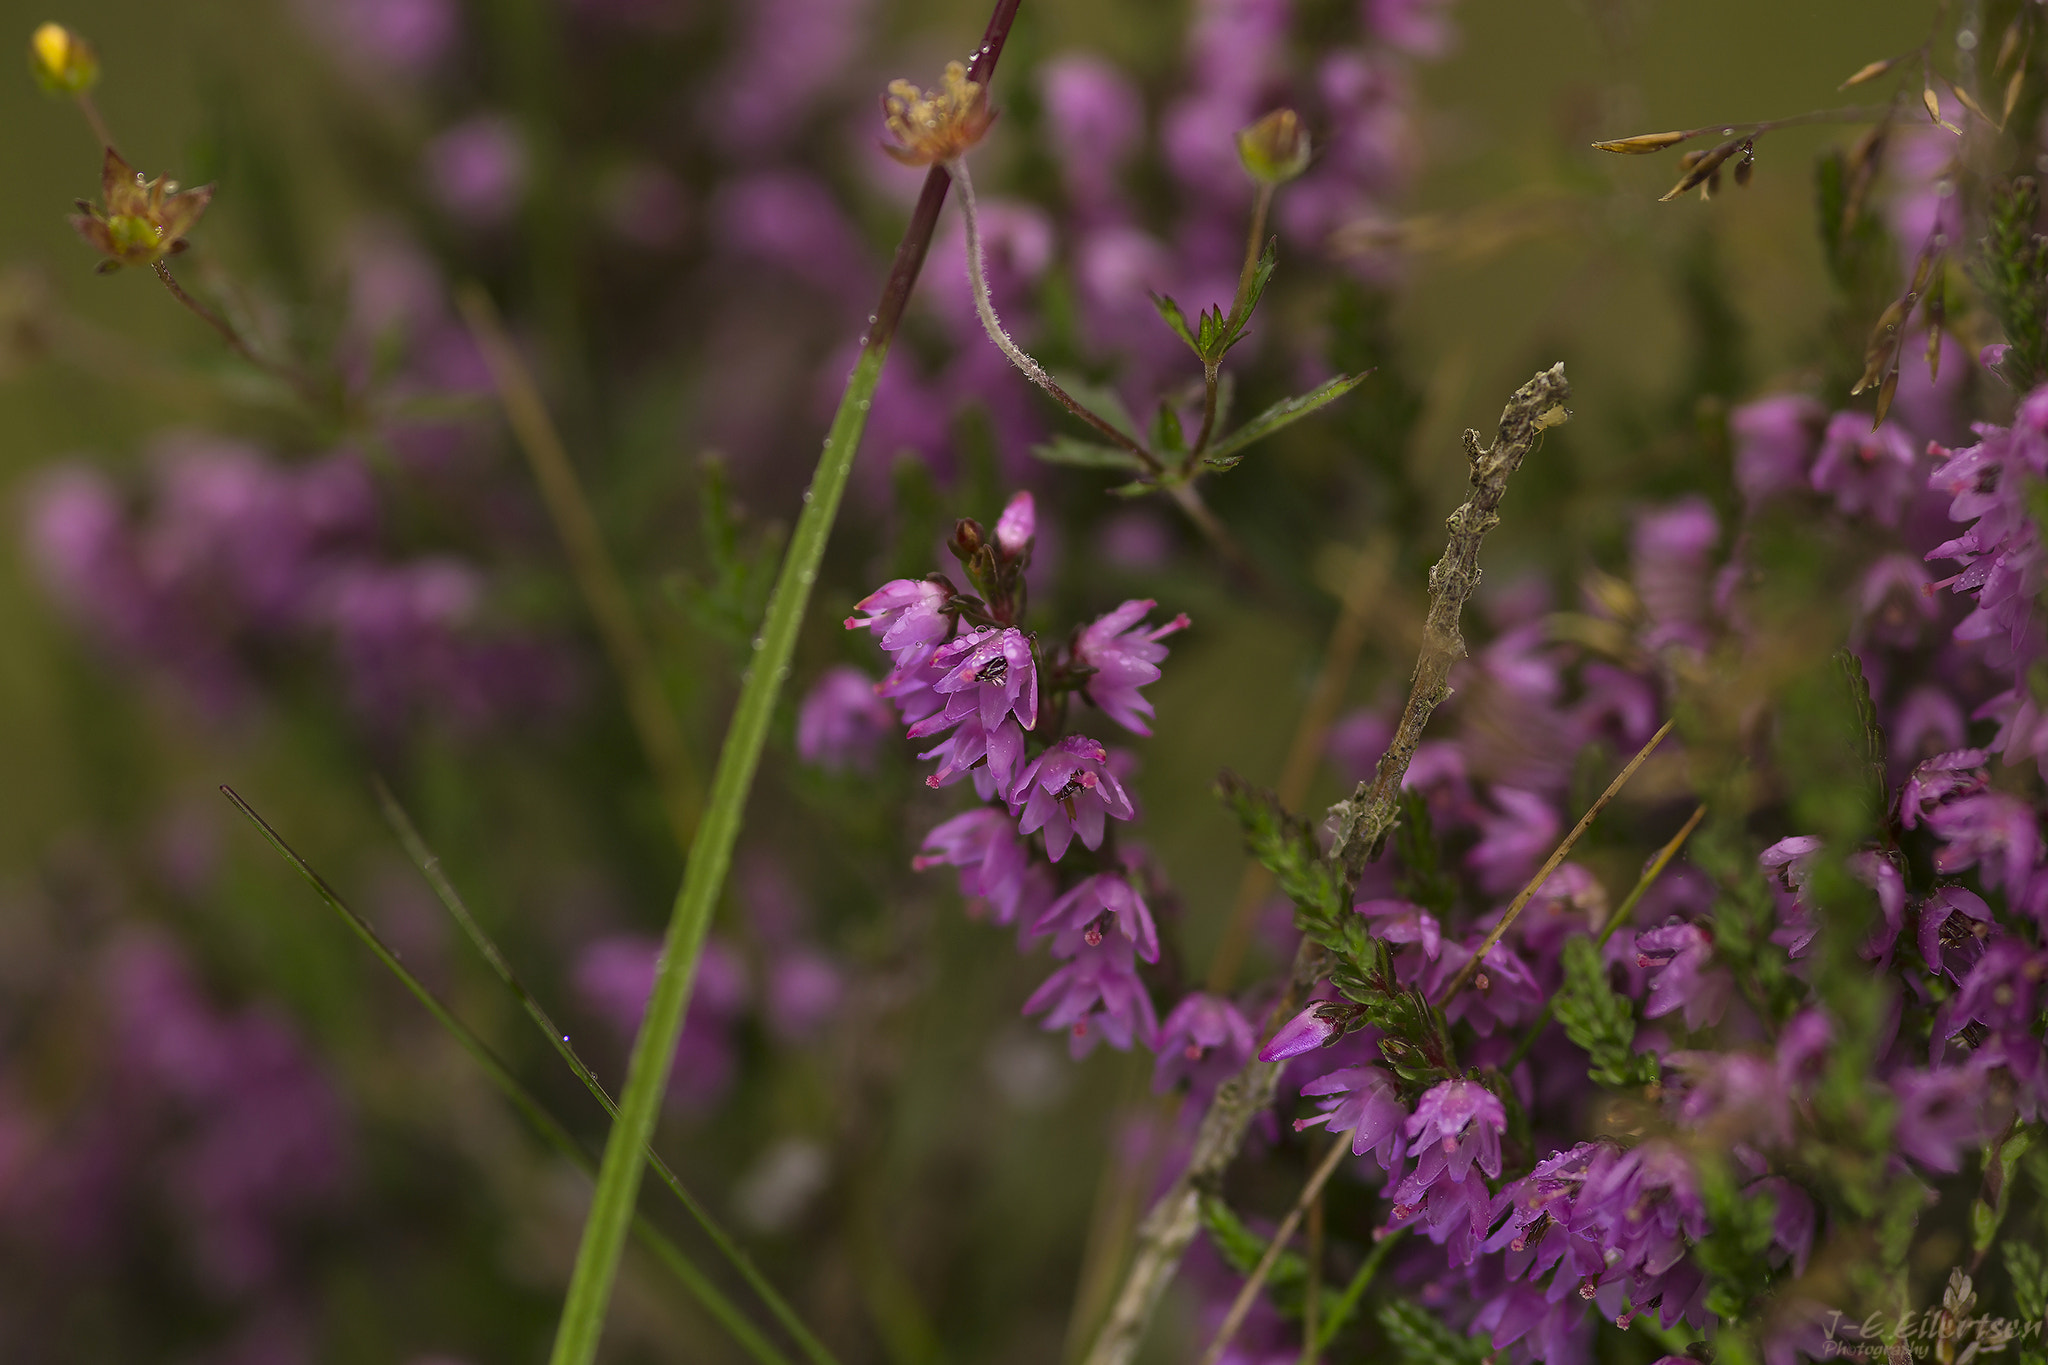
[1236,108,1311,186]
[29,22,97,96]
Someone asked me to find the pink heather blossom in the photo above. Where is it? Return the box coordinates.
[911,627,1039,736]
[917,711,1026,797]
[795,665,894,771]
[1810,411,1922,526]
[994,490,1035,557]
[1258,1002,1346,1061]
[1730,393,1825,503]
[1928,791,2042,893]
[1917,887,1993,983]
[1890,1064,1991,1172]
[1634,922,1730,1030]
[844,578,953,664]
[1033,873,1158,963]
[1022,936,1158,1058]
[914,808,1036,925]
[1073,600,1189,736]
[1154,993,1256,1094]
[1294,1065,1407,1166]
[1011,735,1135,860]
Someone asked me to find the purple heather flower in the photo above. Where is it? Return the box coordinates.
[1635,922,1730,1030]
[1936,938,2048,1045]
[1751,1176,1816,1276]
[295,0,459,80]
[1402,1078,1505,1179]
[1917,887,1995,982]
[1432,938,1545,1035]
[766,952,844,1043]
[915,808,1036,925]
[701,0,872,152]
[1364,0,1456,56]
[917,711,1027,798]
[994,490,1036,557]
[1294,1065,1407,1167]
[845,578,954,664]
[423,116,527,228]
[1154,992,1256,1094]
[1011,734,1136,861]
[1034,873,1159,963]
[716,171,873,306]
[1073,599,1189,735]
[796,665,895,771]
[1483,1141,1607,1283]
[1928,791,2042,893]
[1730,393,1825,503]
[1470,1281,1595,1365]
[1811,411,1922,526]
[1039,55,1146,206]
[1890,687,1969,769]
[1356,898,1442,978]
[1898,748,1989,829]
[1571,1140,1709,1327]
[1258,1001,1347,1061]
[909,627,1039,738]
[1890,1064,1989,1172]
[1667,1050,1791,1146]
[1466,786,1559,895]
[1849,851,1908,964]
[1022,935,1158,1058]
[1855,553,1941,647]
[1631,497,1720,651]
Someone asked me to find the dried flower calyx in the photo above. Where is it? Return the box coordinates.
[29,21,97,96]
[70,147,213,272]
[881,60,994,167]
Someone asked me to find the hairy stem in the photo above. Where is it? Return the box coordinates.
[375,784,839,1365]
[459,287,703,849]
[1196,1138,1348,1365]
[951,155,1158,470]
[1328,363,1571,878]
[221,788,793,1365]
[544,8,1024,1364]
[1437,717,1673,1004]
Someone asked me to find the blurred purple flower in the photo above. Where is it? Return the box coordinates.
[716,171,873,308]
[1811,411,1922,526]
[915,808,1037,925]
[1730,393,1824,503]
[1631,497,1720,651]
[1040,55,1146,207]
[1634,922,1730,1029]
[1154,993,1256,1095]
[574,934,749,1112]
[424,116,527,227]
[1364,0,1457,56]
[766,951,844,1043]
[1294,1064,1407,1166]
[703,0,873,151]
[1023,935,1158,1058]
[1466,786,1558,895]
[295,0,459,80]
[1890,1064,1989,1172]
[797,665,894,772]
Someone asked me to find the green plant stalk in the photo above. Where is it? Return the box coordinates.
[374,783,839,1365]
[219,787,790,1365]
[546,6,1026,1355]
[1313,1227,1405,1351]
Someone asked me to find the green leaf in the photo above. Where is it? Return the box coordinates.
[1220,240,1278,355]
[1201,372,1370,471]
[1151,292,1200,356]
[1216,773,1345,930]
[1554,936,1659,1089]
[1199,1196,1339,1323]
[1031,436,1146,471]
[1377,1299,1491,1365]
[1151,399,1187,456]
[1974,1124,2034,1254]
[2008,1241,2048,1323]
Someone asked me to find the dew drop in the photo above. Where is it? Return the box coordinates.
[856,398,870,411]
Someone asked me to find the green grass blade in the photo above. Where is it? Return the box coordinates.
[546,341,890,1365]
[219,787,792,1365]
[374,782,840,1365]
[1314,1226,1404,1351]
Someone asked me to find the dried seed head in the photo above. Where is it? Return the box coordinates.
[1237,107,1312,184]
[29,21,97,96]
[1591,130,1692,155]
[880,61,994,167]
[1838,55,1899,90]
[69,146,214,271]
[1660,140,1740,201]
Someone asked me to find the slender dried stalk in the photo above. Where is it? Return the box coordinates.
[544,8,1024,1364]
[1328,363,1571,879]
[1081,367,1568,1365]
[1195,1138,1348,1365]
[1437,717,1673,1004]
[459,287,703,849]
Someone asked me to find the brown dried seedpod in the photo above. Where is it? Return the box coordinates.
[1733,140,1755,187]
[1947,79,1995,128]
[2005,69,2026,125]
[1843,121,1890,227]
[1590,129,1693,154]
[1997,15,2027,74]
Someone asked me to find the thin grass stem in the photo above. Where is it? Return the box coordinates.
[374,783,839,1365]
[457,287,703,849]
[544,9,1025,1363]
[1196,1138,1349,1365]
[1312,1227,1404,1350]
[218,787,791,1365]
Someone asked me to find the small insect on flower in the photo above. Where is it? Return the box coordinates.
[71,147,214,273]
[880,60,995,167]
[29,22,98,96]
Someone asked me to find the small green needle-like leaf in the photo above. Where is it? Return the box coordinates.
[1032,436,1147,470]
[1201,372,1370,471]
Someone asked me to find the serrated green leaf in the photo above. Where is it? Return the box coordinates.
[1106,478,1154,498]
[1031,436,1145,471]
[1377,1299,1490,1365]
[1220,240,1278,355]
[1151,292,1199,356]
[1201,372,1370,471]
[1197,306,1226,357]
[2007,1240,2048,1322]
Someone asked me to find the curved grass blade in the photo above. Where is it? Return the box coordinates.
[219,786,791,1365]
[373,781,839,1365]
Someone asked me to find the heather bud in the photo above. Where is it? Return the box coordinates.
[29,22,97,96]
[948,517,986,563]
[1258,1002,1342,1061]
[1236,108,1311,186]
[993,490,1035,559]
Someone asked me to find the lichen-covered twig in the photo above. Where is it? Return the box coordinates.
[1079,366,1567,1365]
[1328,363,1571,881]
